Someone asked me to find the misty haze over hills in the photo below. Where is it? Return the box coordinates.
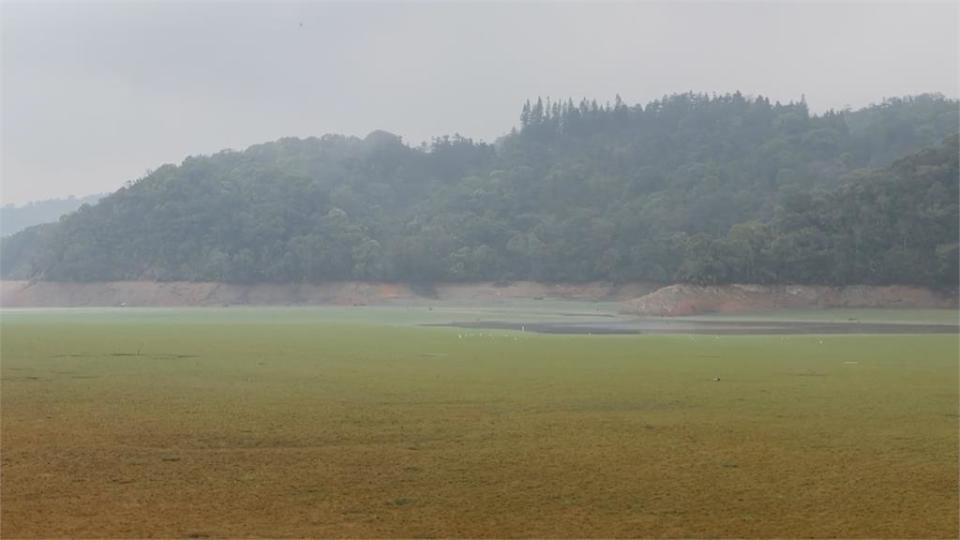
[1,93,957,288]
[0,194,105,237]
[3,3,959,538]
[4,2,957,206]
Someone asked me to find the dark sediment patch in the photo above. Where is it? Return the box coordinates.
[106,353,198,359]
[427,319,960,335]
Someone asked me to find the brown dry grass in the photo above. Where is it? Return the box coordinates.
[2,310,957,538]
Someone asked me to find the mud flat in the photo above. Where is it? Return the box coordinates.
[431,318,960,335]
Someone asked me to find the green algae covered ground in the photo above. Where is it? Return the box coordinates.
[1,307,957,538]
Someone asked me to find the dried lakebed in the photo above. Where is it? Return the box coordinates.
[3,307,957,537]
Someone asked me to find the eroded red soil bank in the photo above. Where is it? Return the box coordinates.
[1,280,955,315]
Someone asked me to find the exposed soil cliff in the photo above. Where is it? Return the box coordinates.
[0,280,656,308]
[623,284,958,316]
[2,280,955,314]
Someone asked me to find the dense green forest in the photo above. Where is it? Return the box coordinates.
[2,93,958,287]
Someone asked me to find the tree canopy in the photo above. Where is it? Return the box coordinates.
[2,92,957,287]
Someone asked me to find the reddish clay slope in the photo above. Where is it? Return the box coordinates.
[623,284,957,316]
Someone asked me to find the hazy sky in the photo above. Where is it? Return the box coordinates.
[2,1,957,204]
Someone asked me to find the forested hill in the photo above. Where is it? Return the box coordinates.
[1,194,105,237]
[2,93,958,287]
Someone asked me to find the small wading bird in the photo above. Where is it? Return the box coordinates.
[713,377,721,382]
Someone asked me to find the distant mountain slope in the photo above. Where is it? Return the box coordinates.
[0,194,104,237]
[2,93,957,287]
